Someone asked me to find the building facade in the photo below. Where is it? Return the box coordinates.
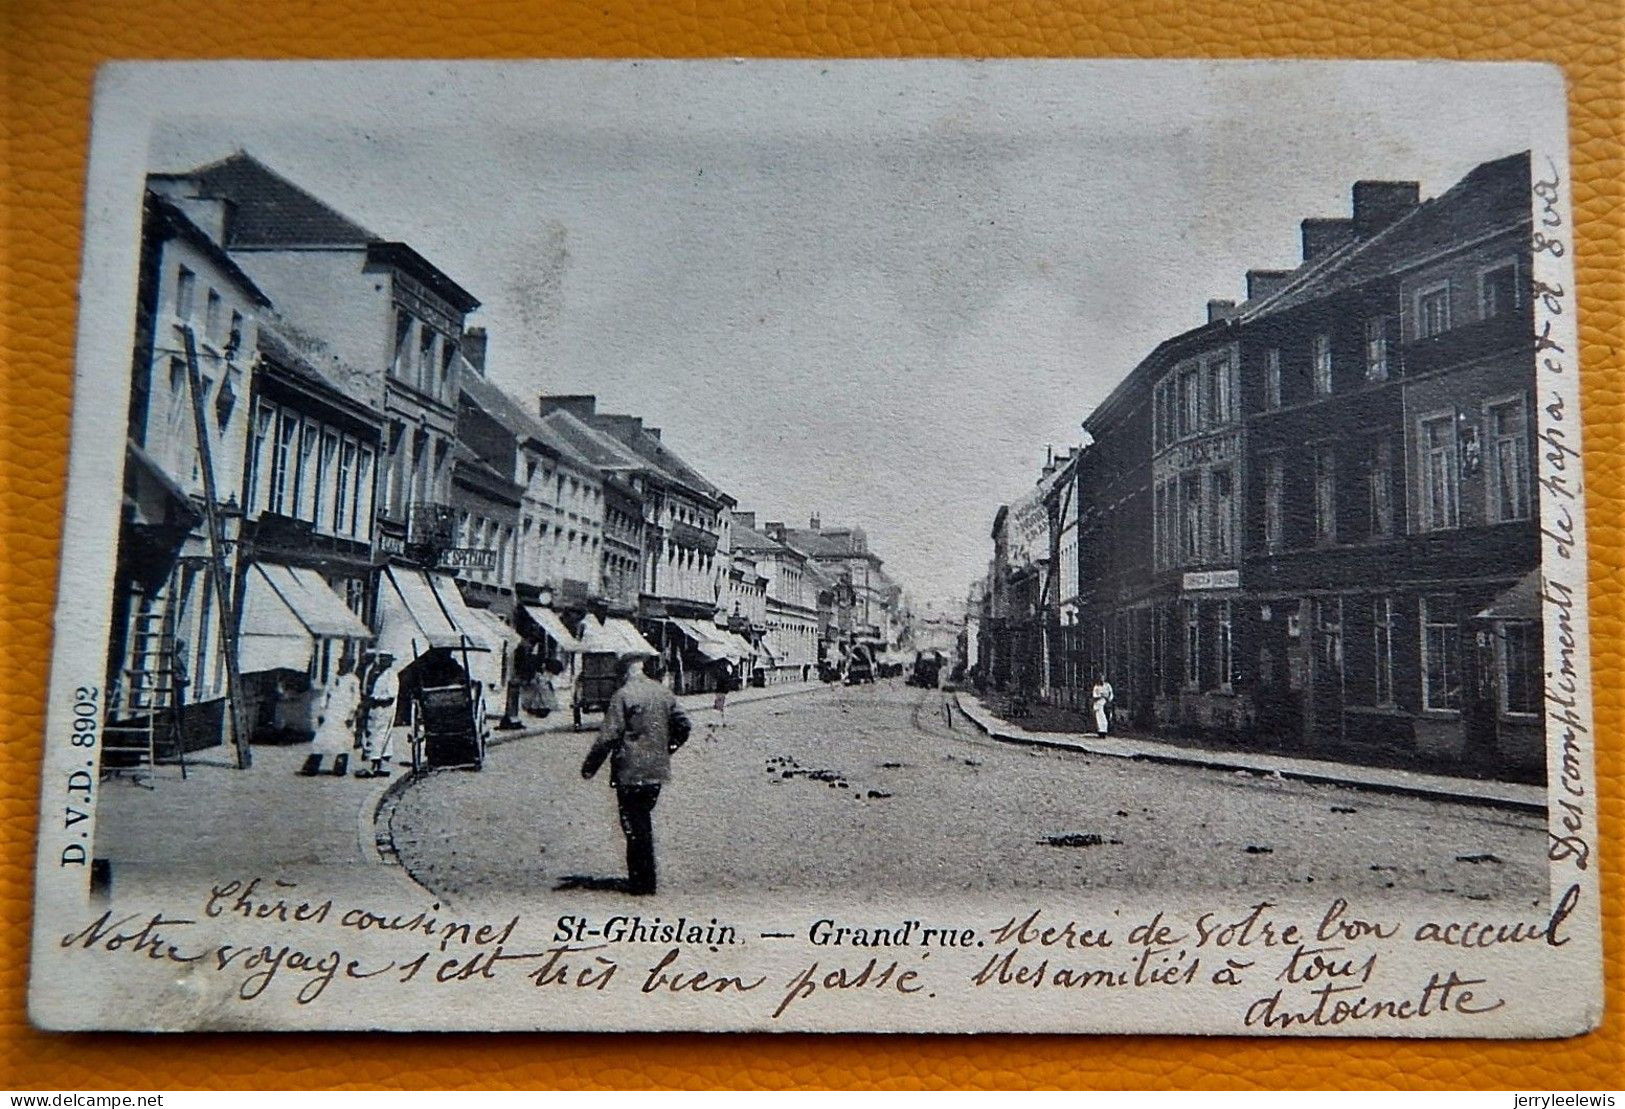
[1030,151,1542,780]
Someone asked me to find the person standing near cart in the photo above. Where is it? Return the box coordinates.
[581,653,692,895]
[356,651,399,778]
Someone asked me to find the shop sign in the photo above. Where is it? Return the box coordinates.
[1182,568,1240,591]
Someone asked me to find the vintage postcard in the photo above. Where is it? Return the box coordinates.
[29,60,1601,1034]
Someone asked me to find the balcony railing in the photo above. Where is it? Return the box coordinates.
[408,501,457,547]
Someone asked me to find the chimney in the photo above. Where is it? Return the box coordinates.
[1301,218,1354,262]
[764,521,786,541]
[809,514,821,531]
[1246,270,1292,301]
[1206,299,1237,324]
[734,511,757,531]
[147,177,233,244]
[461,327,487,373]
[1352,180,1420,238]
[538,394,597,420]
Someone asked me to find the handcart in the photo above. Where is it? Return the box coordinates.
[407,639,489,772]
[572,651,621,730]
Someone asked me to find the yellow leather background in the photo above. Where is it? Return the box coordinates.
[2,0,1620,1089]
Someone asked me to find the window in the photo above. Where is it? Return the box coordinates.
[1367,438,1393,538]
[1317,597,1343,679]
[1184,601,1200,689]
[334,439,355,535]
[245,402,274,513]
[1180,472,1202,563]
[1421,595,1461,712]
[1480,263,1519,319]
[1153,481,1169,569]
[175,266,196,320]
[1314,448,1337,544]
[294,421,319,520]
[1207,357,1233,425]
[1417,283,1451,338]
[1217,601,1235,691]
[314,431,338,530]
[268,410,298,515]
[1265,348,1282,409]
[204,289,222,343]
[226,311,244,359]
[1499,621,1540,715]
[1211,467,1234,559]
[1371,597,1394,706]
[1264,455,1284,553]
[392,310,414,378]
[440,338,457,399]
[1364,318,1388,382]
[1178,368,1200,437]
[418,326,437,392]
[1488,398,1530,522]
[1312,334,1333,396]
[1421,414,1460,531]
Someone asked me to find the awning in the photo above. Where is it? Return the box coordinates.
[125,441,201,529]
[669,618,735,662]
[722,631,756,661]
[238,563,371,674]
[523,605,583,653]
[464,606,519,653]
[1476,570,1542,621]
[375,565,492,663]
[578,614,658,658]
[461,607,519,695]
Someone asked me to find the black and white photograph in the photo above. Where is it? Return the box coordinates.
[29,60,1599,1035]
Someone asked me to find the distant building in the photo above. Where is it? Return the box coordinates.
[733,517,818,683]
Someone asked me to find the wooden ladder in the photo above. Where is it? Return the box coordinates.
[102,602,189,784]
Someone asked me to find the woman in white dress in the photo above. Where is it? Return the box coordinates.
[1090,675,1114,737]
[357,653,399,778]
[301,655,359,777]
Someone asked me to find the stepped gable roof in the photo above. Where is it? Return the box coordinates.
[537,409,646,474]
[460,369,597,474]
[167,152,480,312]
[593,415,731,507]
[1245,150,1531,320]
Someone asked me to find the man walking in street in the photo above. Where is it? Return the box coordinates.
[581,653,692,895]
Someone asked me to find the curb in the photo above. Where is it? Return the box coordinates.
[951,694,1547,814]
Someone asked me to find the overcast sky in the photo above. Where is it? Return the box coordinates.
[145,61,1550,607]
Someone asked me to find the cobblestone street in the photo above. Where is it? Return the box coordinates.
[388,681,1549,908]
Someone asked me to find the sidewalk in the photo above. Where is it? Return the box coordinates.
[92,741,417,897]
[952,694,1547,813]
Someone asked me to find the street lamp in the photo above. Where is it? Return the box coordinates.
[218,494,244,555]
[538,582,555,608]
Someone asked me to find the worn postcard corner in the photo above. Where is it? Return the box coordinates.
[29,58,1602,1036]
